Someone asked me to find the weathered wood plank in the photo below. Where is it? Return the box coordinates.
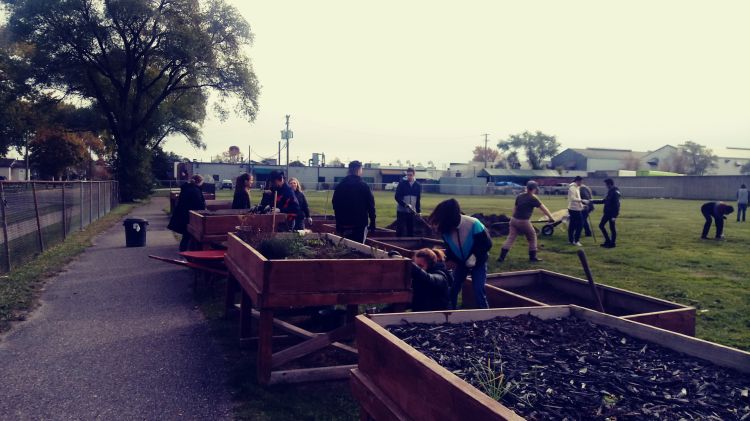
[271,323,355,368]
[268,364,357,385]
[350,369,411,421]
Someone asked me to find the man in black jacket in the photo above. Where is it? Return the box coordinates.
[332,161,376,243]
[394,167,421,237]
[591,178,621,248]
[261,170,299,230]
[168,175,206,251]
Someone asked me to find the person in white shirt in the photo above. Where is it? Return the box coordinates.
[567,176,588,246]
[737,184,748,222]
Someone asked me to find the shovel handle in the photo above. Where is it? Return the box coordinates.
[577,249,606,313]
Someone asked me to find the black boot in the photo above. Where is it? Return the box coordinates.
[497,248,509,262]
[529,250,542,262]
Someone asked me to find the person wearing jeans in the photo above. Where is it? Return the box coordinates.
[737,184,748,222]
[428,198,493,309]
[591,178,621,248]
[567,176,587,246]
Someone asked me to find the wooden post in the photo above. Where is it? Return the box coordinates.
[240,289,253,338]
[61,183,67,240]
[257,309,274,384]
[271,191,278,233]
[577,250,606,313]
[79,181,84,230]
[0,182,11,272]
[31,182,44,252]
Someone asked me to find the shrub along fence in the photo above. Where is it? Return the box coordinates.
[0,181,119,274]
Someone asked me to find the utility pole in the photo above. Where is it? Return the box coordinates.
[482,133,490,168]
[280,115,293,177]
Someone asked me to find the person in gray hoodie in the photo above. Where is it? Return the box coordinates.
[737,184,748,222]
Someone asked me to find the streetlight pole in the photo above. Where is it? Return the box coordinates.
[280,115,293,177]
[482,133,490,168]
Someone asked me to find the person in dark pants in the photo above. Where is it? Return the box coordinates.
[394,167,422,237]
[701,202,734,240]
[428,198,492,309]
[332,161,376,243]
[231,173,253,209]
[566,176,587,246]
[591,178,621,248]
[410,248,452,312]
[737,184,748,222]
[579,183,594,237]
[168,174,206,251]
[289,177,312,230]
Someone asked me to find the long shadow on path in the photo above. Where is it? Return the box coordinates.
[0,197,232,420]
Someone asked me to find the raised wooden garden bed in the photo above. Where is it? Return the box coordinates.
[365,237,444,258]
[224,232,412,385]
[186,210,287,249]
[461,270,696,336]
[353,306,750,420]
[309,214,336,231]
[318,223,397,237]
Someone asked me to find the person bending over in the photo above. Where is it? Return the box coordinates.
[428,198,492,309]
[410,248,452,311]
[700,201,734,240]
[497,180,554,263]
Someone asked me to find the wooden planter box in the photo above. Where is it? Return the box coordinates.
[224,232,412,384]
[309,214,336,232]
[353,306,750,421]
[205,200,232,211]
[365,237,444,258]
[462,270,696,336]
[318,223,397,237]
[186,210,287,249]
[169,191,216,213]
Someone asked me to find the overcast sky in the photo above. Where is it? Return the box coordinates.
[160,1,750,167]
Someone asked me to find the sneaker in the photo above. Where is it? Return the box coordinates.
[572,242,583,247]
[604,243,616,248]
[600,243,610,248]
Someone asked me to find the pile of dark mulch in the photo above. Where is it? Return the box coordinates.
[386,216,437,238]
[388,315,749,420]
[471,213,510,237]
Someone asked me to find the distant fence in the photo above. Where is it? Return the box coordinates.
[0,181,120,274]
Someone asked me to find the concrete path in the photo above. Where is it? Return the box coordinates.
[0,197,232,420]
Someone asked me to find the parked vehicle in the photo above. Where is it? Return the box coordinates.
[384,181,399,190]
[220,179,233,190]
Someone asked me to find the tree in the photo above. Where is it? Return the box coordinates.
[289,160,305,167]
[660,151,688,174]
[622,154,641,171]
[506,151,521,169]
[29,128,91,179]
[741,161,750,175]
[680,141,717,175]
[4,0,260,201]
[330,157,343,167]
[151,147,182,181]
[472,145,499,165]
[497,131,560,170]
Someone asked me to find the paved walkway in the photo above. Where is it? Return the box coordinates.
[0,197,232,420]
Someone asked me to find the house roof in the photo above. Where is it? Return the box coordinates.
[0,158,16,168]
[570,148,647,160]
[479,168,563,177]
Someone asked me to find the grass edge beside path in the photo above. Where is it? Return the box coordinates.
[0,201,141,335]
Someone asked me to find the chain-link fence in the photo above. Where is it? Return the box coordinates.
[0,181,119,274]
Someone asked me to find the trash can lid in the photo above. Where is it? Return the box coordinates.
[123,218,149,225]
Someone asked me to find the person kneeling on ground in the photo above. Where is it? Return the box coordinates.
[410,248,452,312]
[429,198,492,309]
[700,201,734,240]
[497,181,555,263]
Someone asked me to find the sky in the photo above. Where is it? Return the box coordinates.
[158,1,750,166]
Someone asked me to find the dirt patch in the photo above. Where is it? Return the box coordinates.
[471,213,511,237]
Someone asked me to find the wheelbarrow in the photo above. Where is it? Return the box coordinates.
[149,250,228,294]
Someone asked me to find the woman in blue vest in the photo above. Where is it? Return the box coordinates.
[428,198,492,309]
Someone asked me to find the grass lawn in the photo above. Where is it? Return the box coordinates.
[218,189,750,350]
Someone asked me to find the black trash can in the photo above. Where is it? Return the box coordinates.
[123,218,149,247]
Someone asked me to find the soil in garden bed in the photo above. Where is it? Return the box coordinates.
[238,234,370,260]
[471,213,511,237]
[388,315,749,420]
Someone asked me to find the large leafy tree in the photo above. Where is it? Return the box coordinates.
[680,141,717,176]
[29,128,99,179]
[497,131,560,170]
[3,0,260,201]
